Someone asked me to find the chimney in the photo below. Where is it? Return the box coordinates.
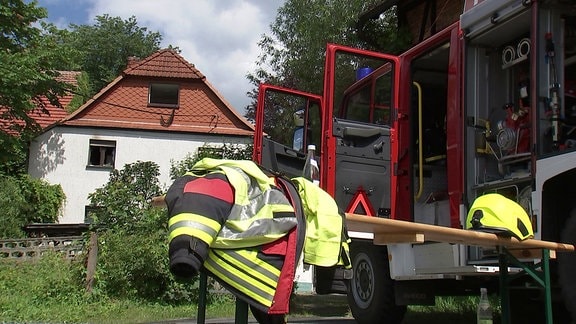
[127,56,140,69]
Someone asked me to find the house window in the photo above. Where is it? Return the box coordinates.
[88,139,116,168]
[149,83,179,107]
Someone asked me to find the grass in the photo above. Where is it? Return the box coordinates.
[0,254,499,323]
[0,293,235,323]
[405,296,482,323]
[0,288,494,323]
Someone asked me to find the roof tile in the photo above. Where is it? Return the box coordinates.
[123,49,205,79]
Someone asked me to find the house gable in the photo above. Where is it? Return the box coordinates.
[60,49,255,136]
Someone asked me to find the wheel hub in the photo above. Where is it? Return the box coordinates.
[355,261,373,302]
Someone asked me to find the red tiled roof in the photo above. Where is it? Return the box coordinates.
[1,71,79,135]
[35,71,80,128]
[123,49,206,79]
[60,49,254,136]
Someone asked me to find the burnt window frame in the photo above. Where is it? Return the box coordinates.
[87,139,116,168]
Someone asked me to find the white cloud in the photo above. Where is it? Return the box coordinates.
[86,0,284,114]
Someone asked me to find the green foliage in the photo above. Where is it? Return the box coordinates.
[0,134,28,177]
[0,251,86,322]
[0,5,166,173]
[406,296,501,322]
[86,160,200,304]
[64,15,163,96]
[88,161,163,233]
[0,0,72,175]
[170,143,253,180]
[249,0,383,95]
[91,222,229,305]
[94,225,189,302]
[26,251,85,305]
[0,176,27,238]
[0,258,497,324]
[0,175,65,238]
[66,71,92,113]
[357,7,412,54]
[0,251,229,322]
[18,174,65,223]
[0,248,229,321]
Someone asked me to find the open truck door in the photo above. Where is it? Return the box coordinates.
[322,44,402,221]
[252,84,322,179]
[320,44,406,323]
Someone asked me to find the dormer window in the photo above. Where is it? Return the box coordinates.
[149,83,179,107]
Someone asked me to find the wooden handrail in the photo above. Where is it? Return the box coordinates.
[346,213,575,252]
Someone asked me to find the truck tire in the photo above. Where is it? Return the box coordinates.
[347,241,406,324]
[558,209,576,321]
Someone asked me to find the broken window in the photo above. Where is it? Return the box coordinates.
[88,139,116,168]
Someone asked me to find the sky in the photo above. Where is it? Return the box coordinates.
[35,0,285,115]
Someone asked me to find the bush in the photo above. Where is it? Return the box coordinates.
[0,175,65,238]
[88,161,163,234]
[95,225,167,300]
[26,251,86,305]
[18,174,65,223]
[85,148,256,306]
[0,176,26,238]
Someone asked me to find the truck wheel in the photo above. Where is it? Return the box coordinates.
[347,241,406,324]
[558,209,576,321]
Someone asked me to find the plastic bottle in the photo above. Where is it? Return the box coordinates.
[302,144,320,185]
[477,288,493,324]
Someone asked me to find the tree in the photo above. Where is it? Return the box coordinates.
[64,15,164,97]
[0,176,26,238]
[245,0,410,133]
[66,71,92,112]
[0,0,73,175]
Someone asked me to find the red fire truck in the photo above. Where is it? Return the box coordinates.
[252,0,576,322]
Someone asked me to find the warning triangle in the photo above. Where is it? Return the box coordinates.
[345,187,376,216]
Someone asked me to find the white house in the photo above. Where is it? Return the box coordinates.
[28,49,254,224]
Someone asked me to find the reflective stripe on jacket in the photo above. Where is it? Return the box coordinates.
[190,158,298,248]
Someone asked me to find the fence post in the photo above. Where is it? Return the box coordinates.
[85,231,98,292]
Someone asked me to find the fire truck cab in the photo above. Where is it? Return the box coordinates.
[252,0,576,323]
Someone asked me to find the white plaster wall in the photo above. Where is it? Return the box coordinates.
[28,127,251,224]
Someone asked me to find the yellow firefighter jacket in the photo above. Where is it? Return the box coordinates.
[166,158,350,315]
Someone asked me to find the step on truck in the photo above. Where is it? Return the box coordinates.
[252,0,576,323]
